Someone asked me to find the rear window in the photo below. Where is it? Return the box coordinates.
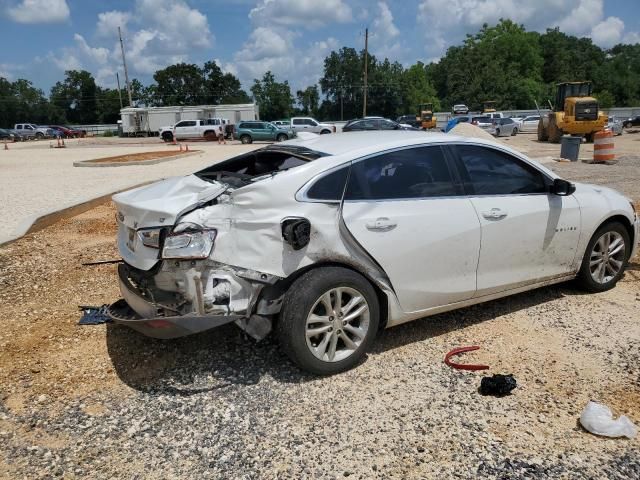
[305,167,349,201]
[195,146,328,188]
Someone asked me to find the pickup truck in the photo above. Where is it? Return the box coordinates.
[159,118,233,142]
[14,123,53,139]
[290,117,335,135]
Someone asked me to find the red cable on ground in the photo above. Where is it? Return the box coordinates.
[444,346,490,371]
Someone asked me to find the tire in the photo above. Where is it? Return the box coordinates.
[511,127,518,136]
[585,133,594,143]
[161,132,173,142]
[277,267,380,375]
[548,123,562,143]
[537,121,548,141]
[495,129,501,137]
[276,133,288,142]
[320,129,331,135]
[204,130,216,141]
[240,134,252,144]
[36,132,44,139]
[576,222,630,293]
[623,122,631,129]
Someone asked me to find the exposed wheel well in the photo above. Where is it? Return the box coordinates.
[595,215,635,258]
[260,261,390,330]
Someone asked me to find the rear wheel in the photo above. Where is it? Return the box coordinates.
[240,134,252,144]
[277,267,379,375]
[537,121,548,141]
[495,128,501,137]
[320,129,331,134]
[576,222,630,293]
[548,122,562,143]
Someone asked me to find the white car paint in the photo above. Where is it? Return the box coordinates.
[110,131,638,344]
[519,115,541,133]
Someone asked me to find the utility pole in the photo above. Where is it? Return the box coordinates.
[363,28,368,117]
[116,72,123,109]
[118,26,133,106]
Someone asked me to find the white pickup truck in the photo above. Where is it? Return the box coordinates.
[14,123,53,139]
[159,118,232,142]
[290,117,335,135]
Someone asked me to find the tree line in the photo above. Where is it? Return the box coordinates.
[1,19,640,127]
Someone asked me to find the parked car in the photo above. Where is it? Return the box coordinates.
[342,118,419,132]
[622,115,640,129]
[489,117,519,137]
[107,131,638,375]
[159,118,232,142]
[8,129,27,141]
[607,116,623,136]
[396,115,421,128]
[0,128,15,141]
[272,120,290,128]
[13,123,55,139]
[236,121,295,144]
[517,115,541,133]
[47,125,84,138]
[452,104,469,114]
[290,117,335,135]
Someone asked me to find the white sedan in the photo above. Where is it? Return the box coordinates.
[109,132,639,375]
[518,115,542,133]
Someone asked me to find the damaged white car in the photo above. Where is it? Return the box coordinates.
[108,131,639,374]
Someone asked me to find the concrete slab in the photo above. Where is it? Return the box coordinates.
[0,137,259,244]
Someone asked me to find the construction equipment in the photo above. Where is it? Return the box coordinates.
[417,103,437,130]
[537,82,607,143]
[482,101,497,113]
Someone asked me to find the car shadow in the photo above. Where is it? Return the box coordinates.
[104,281,597,394]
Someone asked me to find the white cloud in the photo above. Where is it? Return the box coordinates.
[418,0,639,58]
[590,16,625,48]
[7,0,69,24]
[370,2,402,59]
[96,10,132,38]
[249,0,352,29]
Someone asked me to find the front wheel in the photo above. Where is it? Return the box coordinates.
[36,132,44,139]
[276,133,288,142]
[495,129,501,137]
[240,134,252,144]
[161,132,173,142]
[277,267,379,375]
[511,127,518,136]
[576,222,630,293]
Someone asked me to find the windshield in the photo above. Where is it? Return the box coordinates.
[194,145,328,188]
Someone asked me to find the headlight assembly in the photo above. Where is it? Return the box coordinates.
[161,224,216,259]
[137,228,163,249]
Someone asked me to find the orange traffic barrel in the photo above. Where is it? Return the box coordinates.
[593,130,615,163]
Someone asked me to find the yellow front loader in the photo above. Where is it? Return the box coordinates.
[537,82,607,143]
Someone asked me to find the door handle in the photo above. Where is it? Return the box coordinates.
[482,208,508,220]
[366,217,397,232]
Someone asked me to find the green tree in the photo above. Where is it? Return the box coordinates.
[152,63,204,105]
[50,70,98,124]
[250,71,294,120]
[401,62,440,114]
[202,61,251,104]
[296,85,320,116]
[319,47,366,120]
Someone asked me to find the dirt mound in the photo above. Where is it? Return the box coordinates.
[450,122,495,141]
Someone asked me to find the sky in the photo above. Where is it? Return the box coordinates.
[1,0,639,94]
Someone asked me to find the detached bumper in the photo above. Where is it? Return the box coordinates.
[106,264,239,339]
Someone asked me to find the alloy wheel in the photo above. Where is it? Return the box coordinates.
[589,231,626,284]
[305,287,370,363]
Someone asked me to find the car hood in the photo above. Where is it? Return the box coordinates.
[112,175,228,229]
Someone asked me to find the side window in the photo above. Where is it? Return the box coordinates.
[455,145,547,195]
[345,146,458,200]
[306,166,349,201]
[293,119,304,125]
[380,120,397,130]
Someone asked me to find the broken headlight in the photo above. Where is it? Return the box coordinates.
[137,228,163,249]
[161,223,216,259]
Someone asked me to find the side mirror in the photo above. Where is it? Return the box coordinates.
[551,178,576,196]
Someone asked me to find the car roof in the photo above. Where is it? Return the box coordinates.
[285,130,504,156]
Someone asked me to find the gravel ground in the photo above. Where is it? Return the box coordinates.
[1,136,640,479]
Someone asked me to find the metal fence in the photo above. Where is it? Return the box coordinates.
[68,124,119,136]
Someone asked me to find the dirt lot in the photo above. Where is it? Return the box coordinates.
[1,134,639,479]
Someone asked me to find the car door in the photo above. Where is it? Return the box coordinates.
[451,144,581,297]
[174,120,195,139]
[253,122,269,140]
[341,145,481,314]
[291,119,306,133]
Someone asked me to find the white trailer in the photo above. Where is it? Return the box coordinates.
[120,104,259,136]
